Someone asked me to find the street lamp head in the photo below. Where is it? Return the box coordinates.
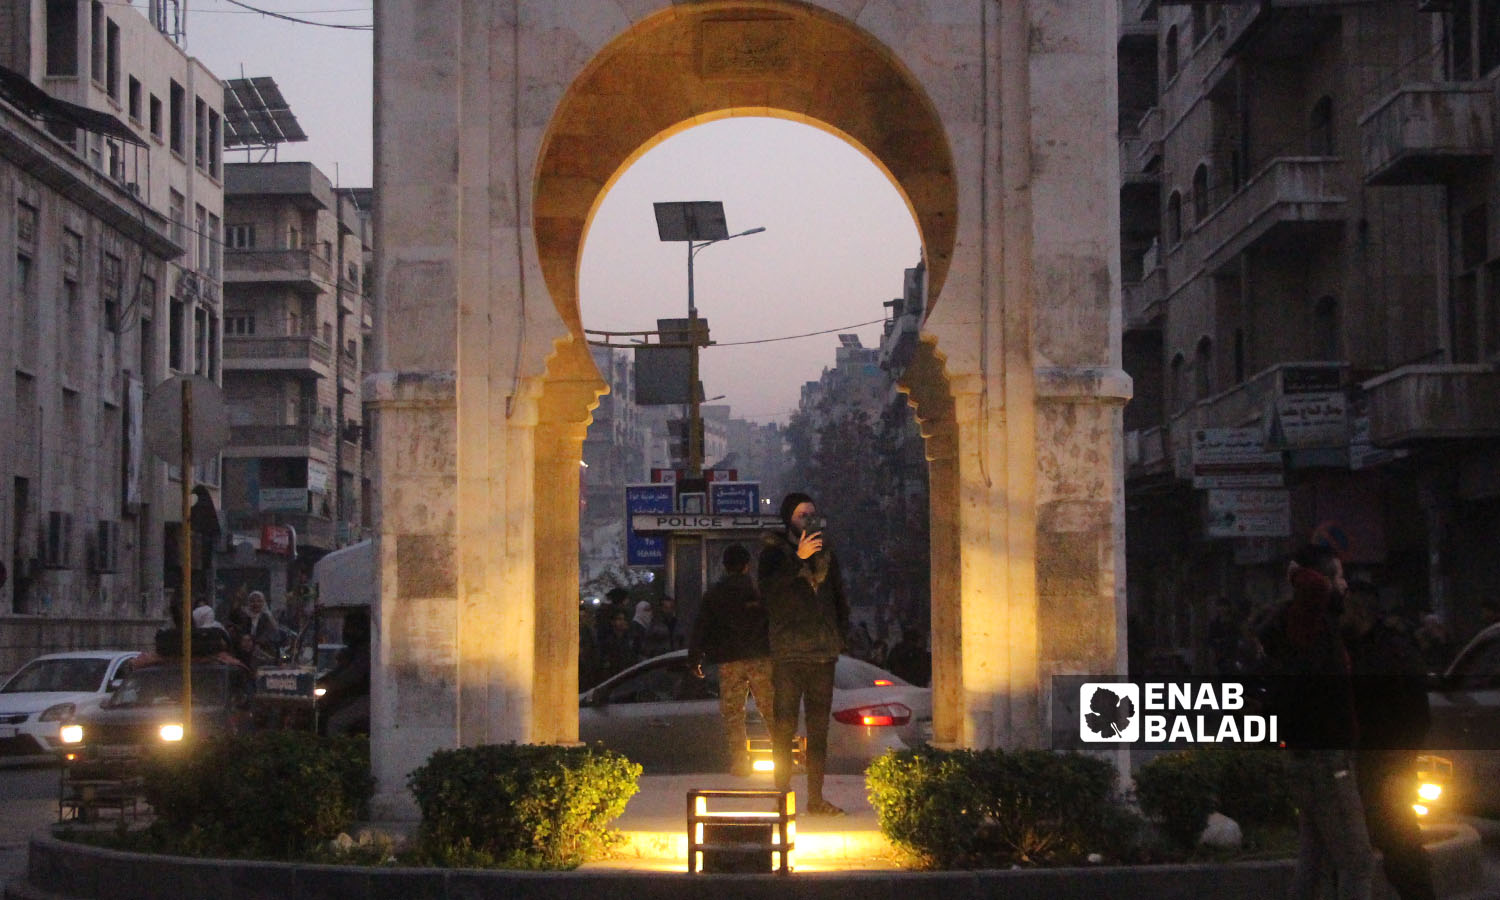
[737,226,767,237]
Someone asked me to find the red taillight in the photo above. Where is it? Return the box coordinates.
[873,679,893,686]
[833,703,911,727]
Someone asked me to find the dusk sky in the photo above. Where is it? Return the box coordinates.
[176,1,921,422]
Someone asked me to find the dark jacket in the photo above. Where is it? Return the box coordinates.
[1347,618,1430,751]
[688,572,771,667]
[1258,567,1358,750]
[758,531,849,663]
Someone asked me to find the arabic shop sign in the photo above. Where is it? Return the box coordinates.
[1191,427,1284,489]
[1264,365,1348,450]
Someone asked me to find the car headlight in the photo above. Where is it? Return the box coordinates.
[40,702,76,722]
[159,723,184,742]
[1418,782,1442,802]
[59,724,83,744]
[314,687,326,698]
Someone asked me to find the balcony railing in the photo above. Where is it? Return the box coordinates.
[1166,361,1346,465]
[226,421,334,456]
[1169,157,1345,291]
[1359,83,1494,186]
[224,247,332,290]
[1361,364,1500,445]
[1123,264,1166,328]
[222,334,333,378]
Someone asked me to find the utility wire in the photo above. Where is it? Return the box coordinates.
[711,317,887,347]
[217,0,371,29]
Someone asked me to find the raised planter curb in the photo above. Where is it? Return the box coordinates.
[5,823,1484,900]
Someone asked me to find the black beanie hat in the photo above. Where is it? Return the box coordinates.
[779,492,814,529]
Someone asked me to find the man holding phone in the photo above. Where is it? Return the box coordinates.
[759,491,850,816]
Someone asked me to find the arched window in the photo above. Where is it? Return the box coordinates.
[1167,190,1183,246]
[1233,328,1246,384]
[1308,96,1334,156]
[1195,336,1214,399]
[1165,26,1179,80]
[1192,164,1210,222]
[1170,351,1187,413]
[1191,5,1208,44]
[1314,296,1340,360]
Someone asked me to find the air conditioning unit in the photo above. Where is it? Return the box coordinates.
[40,511,73,569]
[90,520,120,573]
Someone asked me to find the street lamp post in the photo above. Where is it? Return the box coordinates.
[653,201,764,477]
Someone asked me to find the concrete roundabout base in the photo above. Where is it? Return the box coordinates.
[3,822,1486,900]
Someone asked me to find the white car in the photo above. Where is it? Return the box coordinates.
[0,651,141,755]
[579,650,932,774]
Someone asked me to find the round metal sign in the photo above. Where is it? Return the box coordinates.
[144,375,230,464]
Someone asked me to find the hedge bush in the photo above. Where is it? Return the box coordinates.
[141,731,372,860]
[1133,746,1294,848]
[406,743,641,870]
[866,747,1141,868]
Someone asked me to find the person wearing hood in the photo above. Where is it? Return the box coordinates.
[759,491,850,816]
[1259,544,1374,900]
[629,600,654,660]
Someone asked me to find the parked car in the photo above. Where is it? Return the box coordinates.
[1427,622,1500,814]
[579,650,932,774]
[61,653,256,781]
[0,651,140,755]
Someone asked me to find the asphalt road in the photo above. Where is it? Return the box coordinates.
[0,756,60,887]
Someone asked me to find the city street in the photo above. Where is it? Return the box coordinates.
[0,757,59,887]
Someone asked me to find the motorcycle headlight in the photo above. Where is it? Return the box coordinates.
[40,702,76,722]
[59,724,83,744]
[159,723,184,742]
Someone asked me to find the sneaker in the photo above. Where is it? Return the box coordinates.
[805,799,846,817]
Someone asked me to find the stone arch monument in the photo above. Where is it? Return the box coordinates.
[371,0,1128,816]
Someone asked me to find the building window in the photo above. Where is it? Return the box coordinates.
[16,201,38,246]
[128,76,141,121]
[195,204,208,272]
[1233,328,1246,384]
[1313,296,1339,360]
[208,110,221,178]
[225,314,255,335]
[90,1,104,84]
[169,298,184,370]
[62,229,82,272]
[194,97,206,170]
[102,252,122,332]
[169,190,185,247]
[1169,351,1186,413]
[208,212,221,276]
[169,79,184,155]
[225,224,255,249]
[194,306,209,376]
[149,94,162,139]
[1166,190,1183,246]
[1192,164,1210,223]
[105,19,119,99]
[1308,96,1334,156]
[1195,336,1214,399]
[1165,25,1179,80]
[46,0,79,76]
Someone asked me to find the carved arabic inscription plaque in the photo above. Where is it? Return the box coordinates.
[700,18,794,78]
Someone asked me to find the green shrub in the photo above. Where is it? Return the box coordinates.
[1134,747,1293,848]
[866,747,1138,868]
[141,732,373,860]
[406,743,641,870]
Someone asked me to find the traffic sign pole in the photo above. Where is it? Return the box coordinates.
[180,380,193,737]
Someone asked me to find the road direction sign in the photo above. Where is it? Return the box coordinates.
[625,484,675,566]
[144,375,229,464]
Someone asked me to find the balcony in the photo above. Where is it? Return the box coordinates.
[222,334,333,379]
[1361,364,1500,446]
[1179,157,1345,282]
[1118,0,1157,45]
[224,420,334,459]
[1125,426,1171,481]
[224,247,332,293]
[1167,362,1346,466]
[1359,83,1494,186]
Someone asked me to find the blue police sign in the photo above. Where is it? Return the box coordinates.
[625,483,675,566]
[709,481,760,515]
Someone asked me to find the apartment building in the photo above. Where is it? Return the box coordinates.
[1119,0,1500,670]
[216,162,373,605]
[0,0,223,670]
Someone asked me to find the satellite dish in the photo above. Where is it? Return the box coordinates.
[144,375,229,464]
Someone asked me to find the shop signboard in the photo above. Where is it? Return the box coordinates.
[1204,489,1291,539]
[1191,427,1283,488]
